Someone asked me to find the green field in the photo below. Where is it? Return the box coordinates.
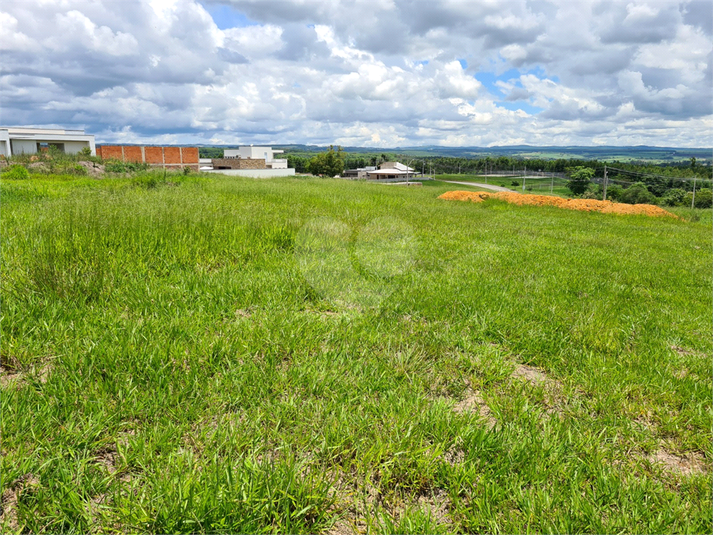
[2,173,711,533]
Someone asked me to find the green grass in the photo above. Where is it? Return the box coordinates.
[436,174,574,196]
[2,172,711,533]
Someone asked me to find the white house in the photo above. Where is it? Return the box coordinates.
[224,146,288,169]
[366,161,420,180]
[205,145,295,178]
[0,127,96,157]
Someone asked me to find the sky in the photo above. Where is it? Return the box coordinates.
[1,0,711,147]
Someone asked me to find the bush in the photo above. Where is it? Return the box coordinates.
[581,184,602,200]
[104,160,151,173]
[684,188,713,209]
[2,164,30,180]
[606,184,623,201]
[620,182,657,205]
[511,180,519,187]
[661,188,687,207]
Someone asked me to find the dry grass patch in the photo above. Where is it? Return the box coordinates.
[647,449,708,477]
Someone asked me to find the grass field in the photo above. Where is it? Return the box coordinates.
[2,172,711,533]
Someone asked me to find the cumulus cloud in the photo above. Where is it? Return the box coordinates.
[0,0,710,146]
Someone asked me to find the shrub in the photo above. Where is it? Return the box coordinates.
[2,164,30,180]
[511,180,519,187]
[620,182,657,205]
[661,188,687,207]
[104,160,150,173]
[684,188,713,209]
[582,184,602,200]
[606,184,623,201]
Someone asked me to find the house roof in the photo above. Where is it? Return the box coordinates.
[368,169,415,175]
[378,161,415,172]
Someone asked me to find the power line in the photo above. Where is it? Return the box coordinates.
[605,165,707,183]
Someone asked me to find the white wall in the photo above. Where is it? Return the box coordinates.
[268,159,288,169]
[63,140,91,154]
[10,139,37,154]
[225,147,280,161]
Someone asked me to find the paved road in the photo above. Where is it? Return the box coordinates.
[438,180,513,192]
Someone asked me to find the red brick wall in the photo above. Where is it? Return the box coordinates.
[181,147,199,164]
[144,147,164,164]
[98,146,124,160]
[123,146,143,163]
[163,147,181,165]
[96,145,199,169]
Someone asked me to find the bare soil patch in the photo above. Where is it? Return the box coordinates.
[648,449,708,476]
[0,361,53,390]
[439,190,679,218]
[452,385,496,428]
[511,363,550,386]
[1,474,40,531]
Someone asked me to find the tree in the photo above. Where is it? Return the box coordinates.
[566,166,595,195]
[685,188,712,209]
[308,145,345,177]
[661,188,687,207]
[620,182,657,205]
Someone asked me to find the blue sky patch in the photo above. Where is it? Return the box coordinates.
[475,69,521,96]
[203,3,258,30]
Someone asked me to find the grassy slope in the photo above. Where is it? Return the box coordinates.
[2,174,711,534]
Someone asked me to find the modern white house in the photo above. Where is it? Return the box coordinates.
[224,146,288,169]
[204,145,295,177]
[0,127,96,157]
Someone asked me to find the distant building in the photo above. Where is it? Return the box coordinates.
[205,146,295,178]
[344,161,421,180]
[344,166,377,179]
[223,146,288,169]
[0,126,96,157]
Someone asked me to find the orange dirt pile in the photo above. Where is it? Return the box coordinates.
[438,190,678,218]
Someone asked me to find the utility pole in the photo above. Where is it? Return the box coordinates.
[602,165,608,201]
[691,176,697,209]
[523,166,527,192]
[550,172,554,194]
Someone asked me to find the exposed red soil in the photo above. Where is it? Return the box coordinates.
[438,190,678,218]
